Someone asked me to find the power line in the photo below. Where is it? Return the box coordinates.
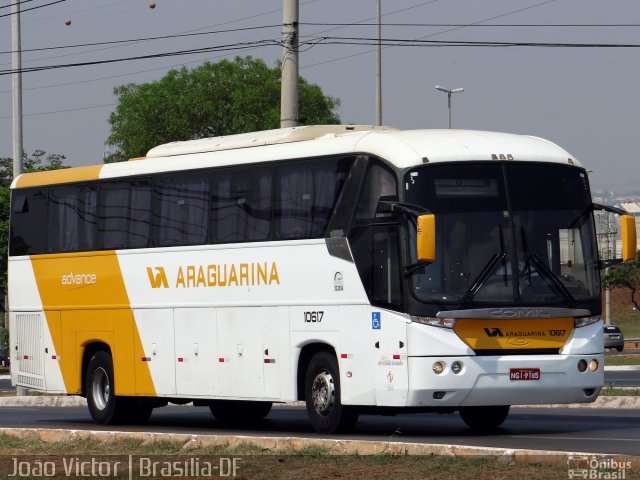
[0,2,326,93]
[0,0,67,19]
[4,33,640,78]
[0,102,114,119]
[5,20,635,58]
[0,0,36,10]
[0,24,281,57]
[0,39,281,76]
[302,0,559,69]
[300,22,640,28]
[302,0,441,37]
[313,36,640,48]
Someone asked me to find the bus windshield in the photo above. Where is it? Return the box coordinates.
[404,162,599,309]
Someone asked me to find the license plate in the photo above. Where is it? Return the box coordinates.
[509,368,541,381]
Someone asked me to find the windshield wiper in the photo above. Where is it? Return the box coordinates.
[457,252,506,308]
[524,253,577,308]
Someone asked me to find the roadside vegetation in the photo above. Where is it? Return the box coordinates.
[601,384,640,396]
[605,354,640,366]
[602,260,640,340]
[0,434,573,480]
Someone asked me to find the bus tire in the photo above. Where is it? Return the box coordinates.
[209,400,272,422]
[459,405,510,430]
[85,351,129,425]
[305,351,358,434]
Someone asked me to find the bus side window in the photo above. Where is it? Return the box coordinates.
[212,168,272,243]
[99,181,152,250]
[47,185,97,253]
[355,163,397,220]
[10,189,48,255]
[276,158,352,240]
[153,175,209,247]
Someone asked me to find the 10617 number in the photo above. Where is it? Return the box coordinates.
[304,311,324,323]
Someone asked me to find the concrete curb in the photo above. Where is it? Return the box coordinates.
[0,427,638,468]
[605,365,640,371]
[518,396,640,409]
[1,395,639,408]
[0,395,87,407]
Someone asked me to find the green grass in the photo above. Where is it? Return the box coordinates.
[609,288,640,338]
[605,354,640,366]
[601,385,640,396]
[0,434,578,480]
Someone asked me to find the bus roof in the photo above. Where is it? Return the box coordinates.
[12,126,580,189]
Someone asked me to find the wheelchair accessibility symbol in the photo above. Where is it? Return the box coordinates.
[372,312,381,330]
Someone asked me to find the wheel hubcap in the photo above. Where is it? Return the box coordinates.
[311,369,335,416]
[92,367,110,411]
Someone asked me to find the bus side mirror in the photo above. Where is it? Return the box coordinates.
[621,215,637,261]
[417,214,436,263]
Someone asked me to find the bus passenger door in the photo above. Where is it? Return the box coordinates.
[174,308,218,397]
[133,309,176,396]
[370,227,408,406]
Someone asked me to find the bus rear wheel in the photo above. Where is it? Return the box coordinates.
[459,405,510,430]
[209,400,272,423]
[305,351,358,434]
[85,351,151,425]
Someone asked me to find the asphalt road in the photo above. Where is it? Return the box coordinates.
[2,368,640,392]
[0,404,638,456]
[605,369,640,388]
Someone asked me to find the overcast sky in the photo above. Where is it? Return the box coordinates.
[1,0,639,192]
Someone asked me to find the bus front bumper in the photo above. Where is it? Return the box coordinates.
[405,354,603,407]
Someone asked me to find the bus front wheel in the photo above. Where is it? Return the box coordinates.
[304,351,358,434]
[459,405,510,430]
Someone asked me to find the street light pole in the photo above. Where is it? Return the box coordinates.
[435,85,464,129]
[375,0,382,126]
[12,0,23,177]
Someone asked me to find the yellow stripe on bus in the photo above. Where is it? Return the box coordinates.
[30,252,156,396]
[453,318,574,351]
[14,164,103,188]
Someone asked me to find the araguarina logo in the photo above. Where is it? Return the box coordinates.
[483,327,504,337]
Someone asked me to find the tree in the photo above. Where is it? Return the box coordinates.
[107,56,341,162]
[602,250,640,311]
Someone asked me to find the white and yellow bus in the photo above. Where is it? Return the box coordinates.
[8,125,637,433]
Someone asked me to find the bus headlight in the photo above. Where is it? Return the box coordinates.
[578,359,588,372]
[432,361,445,374]
[451,361,463,374]
[575,316,600,328]
[589,359,599,372]
[413,316,456,329]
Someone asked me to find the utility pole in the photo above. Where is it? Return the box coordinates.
[375,0,382,126]
[11,0,28,396]
[12,0,24,177]
[280,0,299,128]
[605,213,611,326]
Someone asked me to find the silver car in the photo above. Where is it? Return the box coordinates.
[603,325,625,352]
